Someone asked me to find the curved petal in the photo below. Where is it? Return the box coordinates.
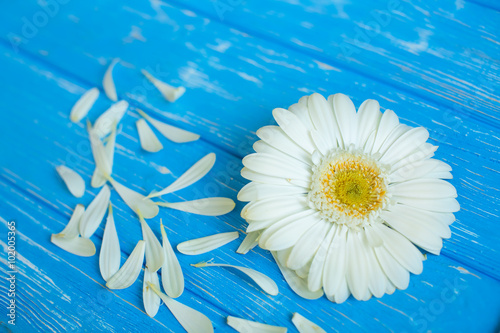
[227,316,286,333]
[79,185,111,238]
[272,108,315,153]
[241,195,308,222]
[158,197,235,216]
[241,167,310,188]
[106,240,145,289]
[237,182,306,202]
[322,226,349,301]
[111,179,159,219]
[56,165,85,198]
[143,268,161,317]
[379,127,429,166]
[308,93,339,148]
[138,109,200,143]
[243,152,312,182]
[177,231,239,255]
[141,69,186,102]
[257,125,312,164]
[307,225,337,292]
[345,231,371,301]
[373,245,409,290]
[99,204,121,281]
[50,235,96,257]
[160,223,184,298]
[286,220,331,270]
[139,215,165,273]
[103,58,119,101]
[329,93,357,147]
[137,118,163,152]
[292,312,326,333]
[94,100,128,138]
[371,110,400,154]
[390,179,457,199]
[356,99,382,148]
[70,87,99,123]
[236,231,261,255]
[393,196,460,213]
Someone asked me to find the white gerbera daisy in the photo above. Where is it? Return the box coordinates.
[238,93,459,303]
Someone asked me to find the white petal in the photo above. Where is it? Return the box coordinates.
[359,230,388,298]
[137,118,163,152]
[236,231,260,254]
[373,245,409,290]
[110,179,159,219]
[53,204,85,238]
[107,240,145,289]
[91,126,116,188]
[50,235,96,257]
[56,165,85,198]
[148,283,214,333]
[141,69,186,102]
[70,87,99,122]
[242,195,308,225]
[257,126,312,164]
[329,93,357,147]
[308,93,339,148]
[322,227,349,302]
[390,143,437,172]
[376,124,410,156]
[177,231,239,255]
[227,316,286,333]
[160,222,184,298]
[389,158,451,183]
[286,220,331,270]
[292,313,326,333]
[243,153,311,182]
[139,215,165,273]
[272,108,315,153]
[143,268,161,317]
[79,185,111,238]
[193,262,278,295]
[94,100,128,138]
[345,231,371,301]
[88,122,112,178]
[310,129,330,156]
[271,251,323,299]
[238,182,306,202]
[379,127,429,165]
[147,153,215,199]
[392,196,460,213]
[138,109,200,143]
[288,101,314,130]
[99,204,121,281]
[390,179,457,199]
[307,225,337,292]
[103,58,119,101]
[371,110,400,154]
[355,99,382,148]
[241,167,310,188]
[158,197,235,216]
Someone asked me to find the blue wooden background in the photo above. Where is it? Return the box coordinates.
[1,0,500,332]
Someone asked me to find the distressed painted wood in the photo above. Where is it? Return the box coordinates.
[0,0,499,332]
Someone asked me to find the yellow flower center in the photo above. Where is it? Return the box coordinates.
[308,150,389,229]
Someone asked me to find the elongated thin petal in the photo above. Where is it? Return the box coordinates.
[99,204,121,281]
[141,69,186,102]
[53,204,85,238]
[88,122,112,178]
[192,262,278,296]
[138,109,200,143]
[139,214,165,273]
[177,231,239,255]
[157,198,235,216]
[110,179,159,219]
[103,58,119,101]
[236,231,260,254]
[106,240,145,289]
[56,165,85,198]
[70,87,99,122]
[148,283,214,333]
[292,313,326,333]
[94,100,128,138]
[79,185,111,238]
[160,222,184,298]
[91,125,116,188]
[137,118,163,152]
[147,153,215,198]
[143,268,161,317]
[272,252,323,300]
[227,316,287,333]
[50,235,96,257]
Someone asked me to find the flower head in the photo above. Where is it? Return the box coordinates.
[239,93,459,302]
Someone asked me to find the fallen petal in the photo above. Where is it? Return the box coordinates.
[137,118,163,152]
[91,125,116,188]
[56,165,86,198]
[292,313,326,333]
[236,231,261,255]
[227,316,287,333]
[141,69,186,102]
[138,109,200,143]
[157,197,235,216]
[139,214,165,273]
[148,283,214,333]
[70,87,99,122]
[99,204,121,281]
[192,261,278,296]
[143,268,161,317]
[53,204,85,238]
[94,100,128,138]
[160,222,184,298]
[177,231,239,255]
[79,185,111,238]
[88,122,112,178]
[103,58,119,101]
[106,240,145,289]
[110,179,159,219]
[51,235,96,257]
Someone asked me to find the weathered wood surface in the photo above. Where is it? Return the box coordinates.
[0,1,499,332]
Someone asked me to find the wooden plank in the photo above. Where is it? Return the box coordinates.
[0,3,499,280]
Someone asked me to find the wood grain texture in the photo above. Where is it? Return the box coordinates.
[0,0,499,332]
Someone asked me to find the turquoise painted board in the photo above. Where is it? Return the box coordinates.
[0,1,499,332]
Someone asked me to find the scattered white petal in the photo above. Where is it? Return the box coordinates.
[157,197,235,216]
[139,214,165,273]
[292,313,326,333]
[148,283,214,333]
[141,69,186,102]
[88,122,112,178]
[106,240,145,289]
[177,231,239,255]
[138,109,200,143]
[94,100,128,138]
[91,125,116,188]
[70,87,99,122]
[137,118,163,152]
[227,316,287,333]
[192,261,278,296]
[50,235,96,257]
[56,165,85,198]
[53,204,85,238]
[79,185,111,238]
[143,268,161,317]
[236,231,260,254]
[99,204,121,281]
[103,58,119,101]
[160,221,184,298]
[110,178,159,219]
